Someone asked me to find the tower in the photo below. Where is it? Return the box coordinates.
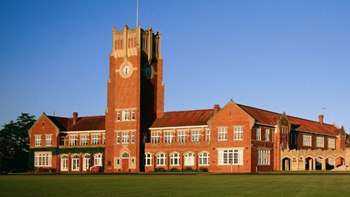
[104,25,164,172]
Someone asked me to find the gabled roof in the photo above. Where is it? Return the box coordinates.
[47,115,105,131]
[151,104,339,136]
[151,109,214,128]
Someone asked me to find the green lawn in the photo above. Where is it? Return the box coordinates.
[1,174,350,197]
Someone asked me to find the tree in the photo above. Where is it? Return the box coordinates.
[0,113,35,172]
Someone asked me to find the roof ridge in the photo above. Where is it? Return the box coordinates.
[165,109,213,113]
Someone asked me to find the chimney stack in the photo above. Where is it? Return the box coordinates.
[73,112,78,125]
[214,104,220,115]
[318,114,324,124]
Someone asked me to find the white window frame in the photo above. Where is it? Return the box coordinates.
[116,132,120,144]
[218,149,243,165]
[177,130,187,143]
[145,153,153,166]
[191,130,201,142]
[131,110,135,120]
[61,155,68,171]
[122,110,130,121]
[316,136,324,148]
[102,133,105,145]
[91,134,100,145]
[83,155,91,171]
[69,135,77,146]
[45,134,52,146]
[35,135,42,147]
[72,155,80,171]
[257,149,270,165]
[170,153,180,166]
[184,152,195,166]
[233,126,243,140]
[131,131,135,144]
[218,127,227,141]
[94,154,103,166]
[116,110,121,121]
[303,134,312,147]
[328,138,335,149]
[206,129,210,142]
[199,152,210,166]
[80,134,88,146]
[151,132,160,144]
[157,153,166,166]
[265,129,270,142]
[34,152,52,167]
[255,128,261,141]
[164,131,173,144]
[122,131,129,144]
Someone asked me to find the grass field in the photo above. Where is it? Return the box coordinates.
[1,174,350,197]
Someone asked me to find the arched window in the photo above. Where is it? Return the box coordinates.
[157,153,166,166]
[199,152,210,166]
[83,154,91,171]
[184,152,195,166]
[122,152,130,158]
[170,153,180,166]
[72,155,80,171]
[61,155,68,171]
[94,154,103,166]
[145,153,153,166]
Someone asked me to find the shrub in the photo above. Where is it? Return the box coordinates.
[168,168,181,172]
[199,167,209,172]
[155,167,166,172]
[183,167,193,172]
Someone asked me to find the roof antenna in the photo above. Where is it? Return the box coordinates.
[136,0,138,27]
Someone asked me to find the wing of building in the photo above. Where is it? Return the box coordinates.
[28,25,348,173]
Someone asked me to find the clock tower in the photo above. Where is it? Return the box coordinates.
[104,25,164,172]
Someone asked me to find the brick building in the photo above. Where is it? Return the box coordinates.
[28,25,348,173]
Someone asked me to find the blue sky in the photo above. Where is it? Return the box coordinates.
[0,0,349,132]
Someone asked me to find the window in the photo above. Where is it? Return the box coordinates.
[151,132,160,144]
[184,152,195,166]
[233,126,243,140]
[131,159,135,166]
[316,136,324,148]
[122,131,129,144]
[157,153,166,166]
[34,152,52,167]
[69,135,77,146]
[115,158,120,166]
[303,134,312,147]
[60,136,66,146]
[255,128,261,141]
[94,154,103,166]
[178,131,187,143]
[131,110,135,120]
[61,155,68,171]
[328,138,335,149]
[258,150,270,165]
[116,132,120,144]
[218,149,243,165]
[45,135,52,146]
[145,153,152,166]
[83,155,91,171]
[122,110,130,121]
[102,133,105,145]
[170,153,180,166]
[206,129,210,142]
[80,135,88,145]
[164,131,173,144]
[35,135,41,146]
[265,129,270,142]
[191,130,201,142]
[131,132,135,144]
[72,155,79,171]
[117,111,121,121]
[91,134,100,145]
[199,152,210,166]
[218,127,227,141]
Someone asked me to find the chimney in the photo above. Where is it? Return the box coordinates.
[214,104,220,115]
[318,114,324,124]
[73,112,78,125]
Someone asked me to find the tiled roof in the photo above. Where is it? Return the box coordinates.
[151,104,338,136]
[238,104,338,136]
[47,115,105,131]
[151,109,214,128]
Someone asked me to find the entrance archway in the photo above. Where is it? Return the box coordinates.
[305,157,314,171]
[121,152,130,171]
[282,157,291,171]
[326,157,335,170]
[315,157,322,170]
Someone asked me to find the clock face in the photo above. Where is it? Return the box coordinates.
[144,66,152,79]
[121,65,131,77]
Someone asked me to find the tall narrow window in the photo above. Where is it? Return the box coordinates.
[170,153,180,166]
[122,131,129,144]
[206,129,210,142]
[131,110,135,120]
[265,129,270,142]
[122,110,130,121]
[131,131,135,144]
[45,135,52,146]
[102,133,105,145]
[116,132,120,144]
[61,155,68,171]
[151,132,160,144]
[117,111,121,121]
[157,153,166,166]
[191,130,201,142]
[233,126,243,140]
[255,128,261,141]
[145,153,153,166]
[184,152,195,166]
[328,138,335,149]
[35,135,42,147]
[94,154,103,166]
[72,155,79,171]
[218,127,227,141]
[178,131,187,143]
